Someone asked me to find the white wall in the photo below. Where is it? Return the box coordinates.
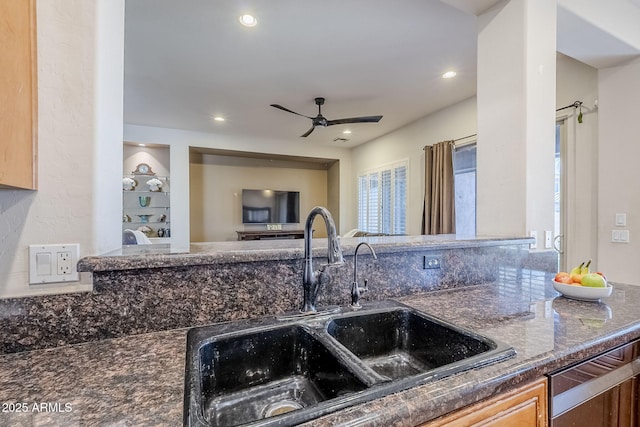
[351,97,477,235]
[597,58,640,284]
[94,0,125,256]
[0,0,123,298]
[476,0,557,239]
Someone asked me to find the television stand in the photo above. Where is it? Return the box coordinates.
[236,230,306,241]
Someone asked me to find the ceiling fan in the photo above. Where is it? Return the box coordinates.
[270,97,383,137]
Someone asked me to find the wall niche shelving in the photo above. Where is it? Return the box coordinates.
[123,144,171,243]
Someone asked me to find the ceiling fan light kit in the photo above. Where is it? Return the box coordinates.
[270,97,383,137]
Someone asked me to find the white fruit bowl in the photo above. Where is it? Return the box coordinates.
[552,280,613,302]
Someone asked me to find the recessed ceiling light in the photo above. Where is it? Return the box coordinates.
[238,14,257,27]
[343,130,352,134]
[213,116,225,122]
[442,71,457,79]
[138,144,146,147]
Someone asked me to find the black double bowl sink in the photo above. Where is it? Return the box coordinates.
[184,301,515,427]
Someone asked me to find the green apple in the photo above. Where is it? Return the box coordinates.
[582,273,607,288]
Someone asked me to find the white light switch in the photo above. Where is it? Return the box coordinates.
[615,213,627,226]
[529,231,537,249]
[35,252,52,276]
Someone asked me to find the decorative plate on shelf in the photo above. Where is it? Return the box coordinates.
[552,280,613,302]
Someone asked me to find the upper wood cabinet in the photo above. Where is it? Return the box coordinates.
[0,0,37,190]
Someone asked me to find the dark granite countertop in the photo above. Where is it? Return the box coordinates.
[2,278,638,426]
[77,235,533,272]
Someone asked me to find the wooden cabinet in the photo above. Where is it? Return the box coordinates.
[421,378,548,427]
[0,0,38,190]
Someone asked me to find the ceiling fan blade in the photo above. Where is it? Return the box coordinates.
[326,115,383,126]
[270,104,313,119]
[300,125,316,137]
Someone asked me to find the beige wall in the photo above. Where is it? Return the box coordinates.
[190,154,330,241]
[555,54,599,271]
[124,125,354,244]
[597,58,640,284]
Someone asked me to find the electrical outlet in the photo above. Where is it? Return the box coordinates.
[423,255,441,269]
[29,244,80,284]
[58,251,73,275]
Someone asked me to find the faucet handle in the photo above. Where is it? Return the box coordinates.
[320,260,345,269]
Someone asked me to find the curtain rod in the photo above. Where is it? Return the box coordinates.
[423,102,583,152]
[556,100,582,112]
[423,133,477,150]
[453,133,477,142]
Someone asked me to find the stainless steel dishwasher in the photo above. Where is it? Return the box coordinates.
[549,340,640,426]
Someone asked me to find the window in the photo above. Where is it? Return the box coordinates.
[454,143,476,235]
[358,161,408,234]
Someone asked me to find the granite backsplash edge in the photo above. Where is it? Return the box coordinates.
[0,243,556,354]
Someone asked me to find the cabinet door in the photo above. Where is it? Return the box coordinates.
[421,378,548,427]
[0,0,37,190]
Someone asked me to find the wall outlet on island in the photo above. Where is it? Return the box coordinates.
[29,244,80,284]
[266,224,282,231]
[423,255,442,269]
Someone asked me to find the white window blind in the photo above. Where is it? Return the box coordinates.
[357,161,408,234]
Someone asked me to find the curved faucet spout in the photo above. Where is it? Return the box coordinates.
[351,242,377,309]
[301,206,344,313]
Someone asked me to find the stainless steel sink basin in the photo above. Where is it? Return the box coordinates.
[184,301,515,427]
[327,309,496,381]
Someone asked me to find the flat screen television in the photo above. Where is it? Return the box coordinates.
[242,189,300,224]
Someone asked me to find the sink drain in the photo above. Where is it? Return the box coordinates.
[262,400,303,418]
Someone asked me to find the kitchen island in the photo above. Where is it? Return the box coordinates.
[1,276,638,426]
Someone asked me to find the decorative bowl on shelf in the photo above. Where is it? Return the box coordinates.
[137,214,152,224]
[552,280,613,302]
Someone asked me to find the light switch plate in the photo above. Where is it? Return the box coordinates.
[615,213,627,227]
[29,244,80,284]
[544,231,553,249]
[611,230,630,243]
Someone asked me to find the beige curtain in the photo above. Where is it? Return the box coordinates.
[422,141,456,234]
